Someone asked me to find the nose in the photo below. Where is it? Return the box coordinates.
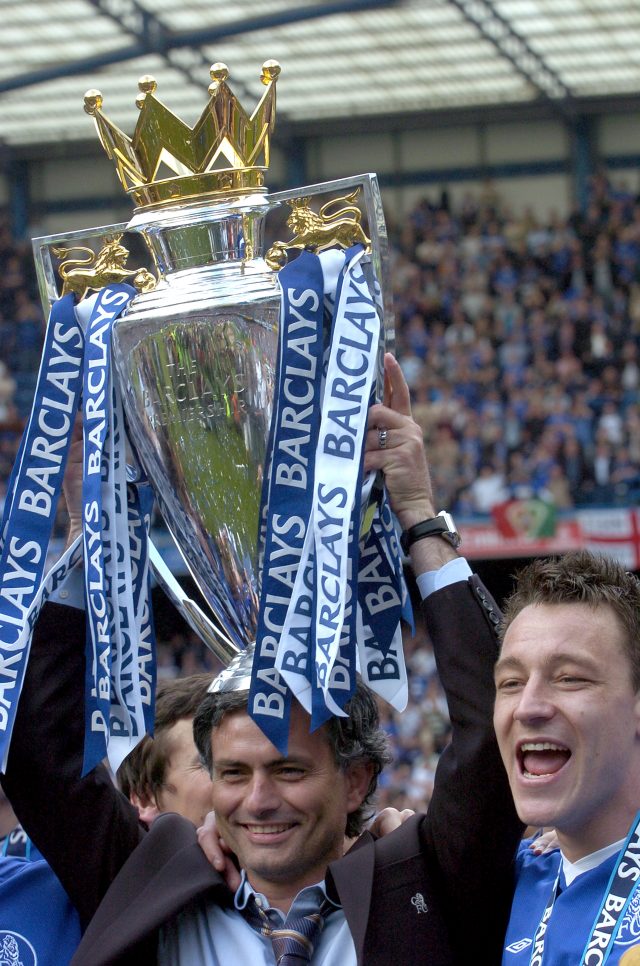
[513,677,555,723]
[244,772,281,816]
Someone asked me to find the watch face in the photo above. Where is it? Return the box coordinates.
[437,512,461,548]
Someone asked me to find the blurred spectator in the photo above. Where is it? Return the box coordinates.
[469,463,509,513]
[0,360,17,424]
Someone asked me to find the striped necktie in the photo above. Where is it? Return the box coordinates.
[270,905,328,964]
[244,894,330,964]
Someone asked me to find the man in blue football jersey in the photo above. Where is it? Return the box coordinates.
[0,786,81,966]
[494,551,640,964]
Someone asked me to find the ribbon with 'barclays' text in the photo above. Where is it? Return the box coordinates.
[250,247,409,752]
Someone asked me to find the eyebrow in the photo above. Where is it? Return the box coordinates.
[494,652,600,676]
[493,656,523,676]
[213,754,312,769]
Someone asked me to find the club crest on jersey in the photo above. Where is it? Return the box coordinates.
[617,888,640,946]
[411,893,428,914]
[0,931,37,966]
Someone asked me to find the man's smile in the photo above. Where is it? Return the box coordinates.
[517,740,571,779]
[241,823,298,837]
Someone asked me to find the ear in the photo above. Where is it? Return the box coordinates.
[344,760,375,813]
[130,791,161,827]
[634,694,640,738]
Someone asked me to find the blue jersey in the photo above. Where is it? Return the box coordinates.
[503,840,640,965]
[0,829,81,966]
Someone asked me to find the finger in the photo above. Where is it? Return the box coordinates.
[213,835,233,855]
[371,807,402,836]
[363,426,392,454]
[196,824,227,871]
[537,833,559,855]
[384,353,412,417]
[199,810,217,830]
[197,838,226,869]
[222,855,242,892]
[383,358,392,408]
[367,403,412,433]
[363,416,418,453]
[528,829,557,855]
[363,450,384,476]
[378,814,402,835]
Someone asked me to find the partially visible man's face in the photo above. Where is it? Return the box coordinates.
[155,718,214,827]
[494,601,640,860]
[210,704,370,903]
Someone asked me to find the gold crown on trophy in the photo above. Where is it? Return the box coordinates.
[84,60,281,208]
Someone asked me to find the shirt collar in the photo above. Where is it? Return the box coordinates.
[561,837,626,886]
[234,869,341,917]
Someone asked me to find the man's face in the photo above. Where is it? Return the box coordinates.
[155,718,214,827]
[210,704,370,903]
[494,602,640,860]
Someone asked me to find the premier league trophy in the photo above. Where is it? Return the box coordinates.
[0,61,409,772]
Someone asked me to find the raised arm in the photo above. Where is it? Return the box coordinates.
[366,354,521,960]
[1,419,145,928]
[365,354,457,576]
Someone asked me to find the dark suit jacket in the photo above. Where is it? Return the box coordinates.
[3,575,521,965]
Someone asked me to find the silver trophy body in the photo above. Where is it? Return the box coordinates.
[113,192,279,652]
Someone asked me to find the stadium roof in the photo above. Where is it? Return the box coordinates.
[1,0,639,147]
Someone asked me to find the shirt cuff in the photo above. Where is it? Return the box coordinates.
[48,566,85,608]
[416,557,473,599]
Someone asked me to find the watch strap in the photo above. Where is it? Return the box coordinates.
[400,513,460,554]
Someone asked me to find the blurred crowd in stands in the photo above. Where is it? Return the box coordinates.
[389,171,640,514]
[0,168,639,810]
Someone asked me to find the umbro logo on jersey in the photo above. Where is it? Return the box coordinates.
[506,937,533,954]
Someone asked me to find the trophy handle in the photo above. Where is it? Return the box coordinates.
[148,543,240,664]
[268,172,393,343]
[33,222,130,313]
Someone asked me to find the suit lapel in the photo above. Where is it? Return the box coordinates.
[72,814,231,966]
[327,831,375,964]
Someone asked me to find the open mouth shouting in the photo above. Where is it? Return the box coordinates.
[518,741,571,779]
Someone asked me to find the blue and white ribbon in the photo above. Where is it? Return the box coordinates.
[249,252,325,752]
[252,246,409,751]
[0,295,84,770]
[127,483,156,737]
[79,284,156,774]
[0,282,156,775]
[356,493,409,708]
[311,248,380,718]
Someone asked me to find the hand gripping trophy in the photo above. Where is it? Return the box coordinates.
[0,62,409,773]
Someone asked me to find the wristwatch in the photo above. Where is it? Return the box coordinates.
[400,511,461,555]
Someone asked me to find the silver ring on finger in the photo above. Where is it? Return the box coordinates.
[378,428,388,450]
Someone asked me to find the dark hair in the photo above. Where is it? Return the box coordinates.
[117,672,213,803]
[501,550,640,689]
[193,681,391,839]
